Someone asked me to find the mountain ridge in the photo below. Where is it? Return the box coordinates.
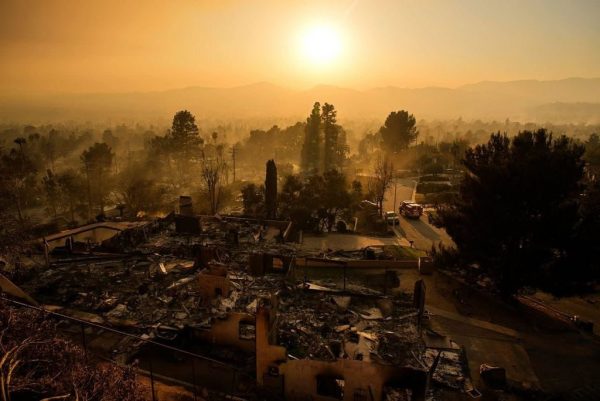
[1,77,599,124]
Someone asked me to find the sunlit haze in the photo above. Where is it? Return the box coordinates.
[300,24,343,67]
[1,0,599,94]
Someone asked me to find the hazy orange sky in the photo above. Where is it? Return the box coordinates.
[1,0,599,94]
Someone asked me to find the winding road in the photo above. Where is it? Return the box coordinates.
[384,178,455,251]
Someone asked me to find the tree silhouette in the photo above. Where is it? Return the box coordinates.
[438,130,585,296]
[116,161,167,217]
[57,169,84,223]
[42,169,59,218]
[171,110,200,149]
[371,155,394,217]
[321,169,351,231]
[81,142,114,218]
[102,129,120,150]
[265,159,277,219]
[39,134,57,171]
[562,175,600,294]
[379,110,418,153]
[322,103,338,172]
[0,146,37,225]
[301,102,321,174]
[13,137,26,153]
[279,174,312,229]
[170,110,203,187]
[584,133,600,166]
[278,172,354,232]
[241,183,264,216]
[199,145,227,214]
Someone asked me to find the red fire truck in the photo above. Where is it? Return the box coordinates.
[399,200,423,219]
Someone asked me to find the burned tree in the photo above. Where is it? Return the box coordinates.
[370,155,394,216]
[200,145,228,214]
[265,159,277,219]
[0,300,144,401]
[241,183,264,216]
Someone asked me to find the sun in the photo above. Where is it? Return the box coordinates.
[300,25,342,66]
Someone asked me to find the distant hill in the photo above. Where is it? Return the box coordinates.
[529,102,600,124]
[1,78,599,124]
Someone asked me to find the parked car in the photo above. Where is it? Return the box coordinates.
[359,200,379,210]
[385,211,399,225]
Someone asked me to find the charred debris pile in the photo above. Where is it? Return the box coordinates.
[0,210,474,401]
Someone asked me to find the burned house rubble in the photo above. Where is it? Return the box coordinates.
[1,210,473,401]
[256,292,430,401]
[276,290,422,363]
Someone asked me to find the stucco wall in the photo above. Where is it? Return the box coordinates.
[197,272,231,301]
[256,305,287,386]
[195,312,255,353]
[279,359,426,401]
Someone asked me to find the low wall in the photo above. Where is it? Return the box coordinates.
[298,258,418,270]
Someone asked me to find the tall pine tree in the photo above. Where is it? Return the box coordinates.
[322,103,338,172]
[301,102,321,174]
[265,159,277,219]
[379,110,418,154]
